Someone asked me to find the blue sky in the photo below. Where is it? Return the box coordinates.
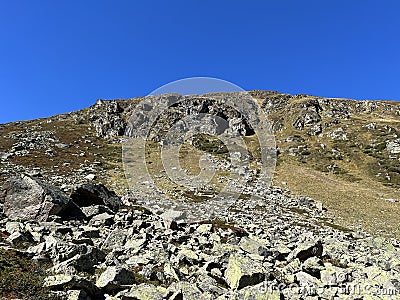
[0,1,399,123]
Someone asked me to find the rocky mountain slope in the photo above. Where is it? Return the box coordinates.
[0,91,400,299]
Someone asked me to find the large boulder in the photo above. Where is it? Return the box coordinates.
[70,183,122,212]
[96,266,135,292]
[44,274,103,299]
[0,174,70,222]
[225,253,267,290]
[292,240,323,262]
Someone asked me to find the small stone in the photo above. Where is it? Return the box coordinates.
[85,174,96,181]
[89,212,114,227]
[67,289,88,300]
[196,223,212,234]
[55,143,71,149]
[295,271,321,287]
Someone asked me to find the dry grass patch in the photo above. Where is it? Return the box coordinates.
[274,162,400,239]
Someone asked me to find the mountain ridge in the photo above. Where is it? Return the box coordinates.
[1,90,400,299]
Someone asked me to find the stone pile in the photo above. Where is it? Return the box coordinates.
[1,175,399,299]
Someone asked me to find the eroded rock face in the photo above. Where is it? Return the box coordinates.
[293,100,323,130]
[89,100,126,138]
[125,93,259,144]
[0,174,70,222]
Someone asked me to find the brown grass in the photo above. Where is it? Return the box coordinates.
[274,162,400,239]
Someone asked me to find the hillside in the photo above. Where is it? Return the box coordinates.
[1,91,400,238]
[0,91,400,299]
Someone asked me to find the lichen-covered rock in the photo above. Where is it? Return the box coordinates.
[6,230,34,245]
[176,248,201,265]
[295,271,322,287]
[44,275,103,299]
[196,223,213,234]
[125,93,260,144]
[225,253,267,289]
[89,212,114,227]
[101,228,127,251]
[44,274,74,288]
[302,256,325,276]
[160,209,186,229]
[0,174,70,222]
[293,110,322,130]
[222,282,281,300]
[320,262,349,286]
[118,283,167,300]
[325,127,348,141]
[167,281,206,300]
[96,266,135,291]
[67,289,89,300]
[239,236,270,256]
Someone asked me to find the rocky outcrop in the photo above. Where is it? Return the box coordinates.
[89,100,126,138]
[292,100,323,130]
[387,138,400,154]
[0,174,70,222]
[125,93,259,144]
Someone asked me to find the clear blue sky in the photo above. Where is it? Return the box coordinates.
[1,1,399,123]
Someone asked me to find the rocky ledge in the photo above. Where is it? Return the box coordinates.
[0,174,399,300]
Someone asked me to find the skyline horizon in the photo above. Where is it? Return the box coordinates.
[1,1,399,124]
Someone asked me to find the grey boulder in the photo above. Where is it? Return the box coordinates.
[70,183,122,212]
[0,174,70,222]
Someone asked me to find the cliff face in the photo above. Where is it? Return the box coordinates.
[0,91,400,299]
